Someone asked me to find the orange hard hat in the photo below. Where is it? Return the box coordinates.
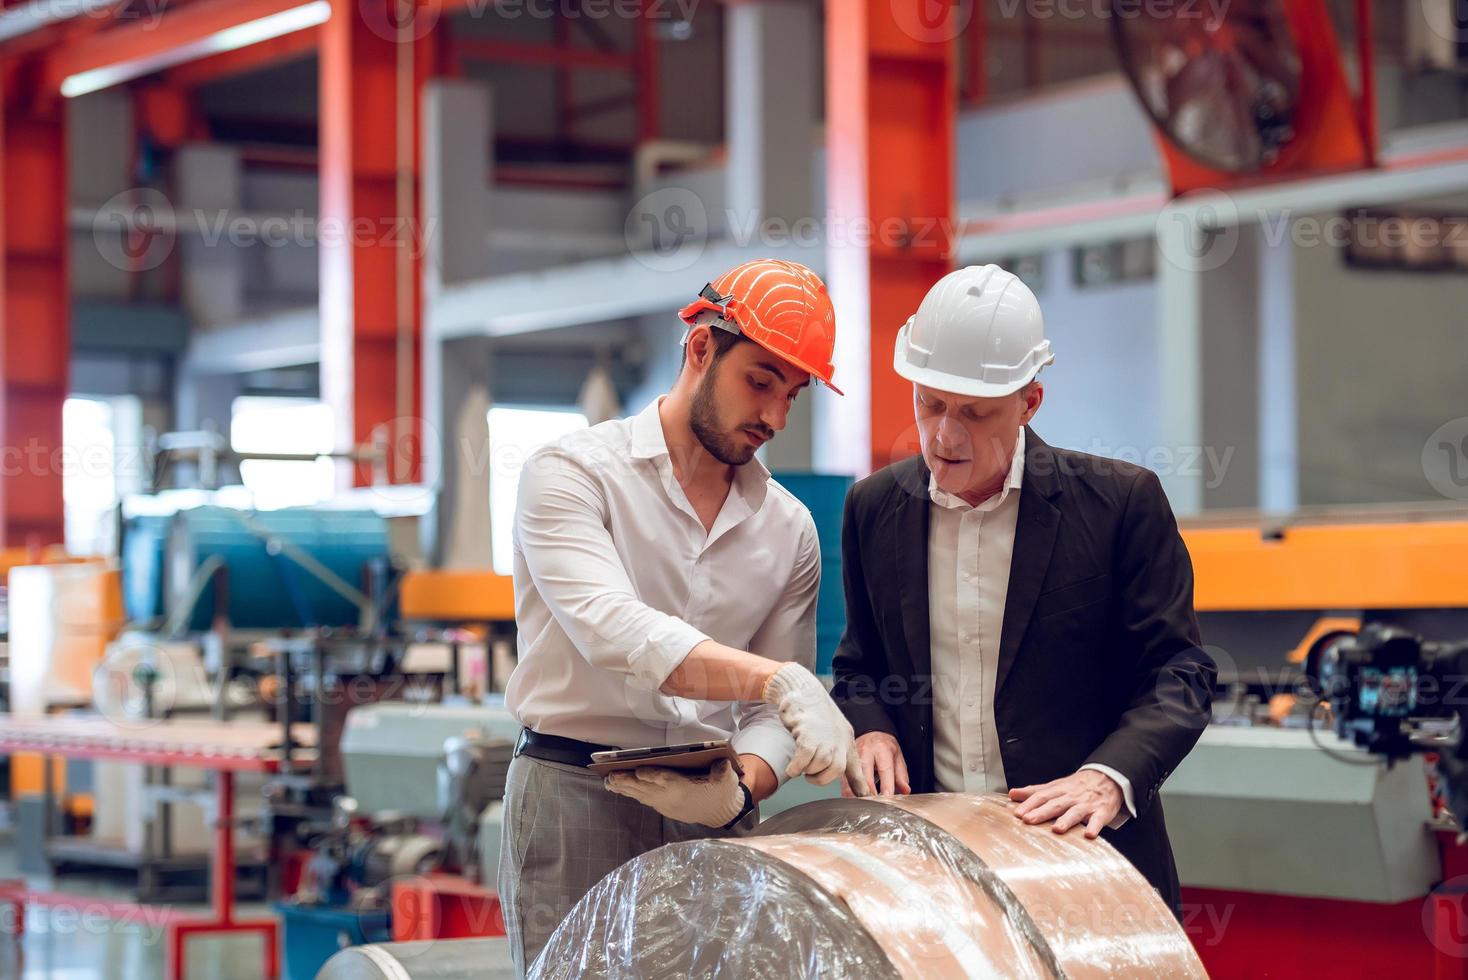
[677,258,843,395]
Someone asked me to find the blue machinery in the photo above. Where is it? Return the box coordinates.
[122,505,395,632]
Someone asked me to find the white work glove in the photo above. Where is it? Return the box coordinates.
[762,663,871,796]
[604,760,748,828]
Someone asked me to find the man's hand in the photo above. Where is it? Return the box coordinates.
[1009,769,1122,839]
[604,760,747,828]
[762,663,871,796]
[841,732,910,798]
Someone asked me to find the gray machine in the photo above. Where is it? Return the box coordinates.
[1160,724,1440,902]
[340,701,521,820]
[338,700,520,890]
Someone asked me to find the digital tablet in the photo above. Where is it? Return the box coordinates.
[587,739,744,777]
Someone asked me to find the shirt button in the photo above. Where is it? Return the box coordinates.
[966,698,975,708]
[963,633,974,643]
[968,761,978,772]
[963,571,974,582]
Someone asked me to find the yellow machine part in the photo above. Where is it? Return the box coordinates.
[399,569,516,622]
[1183,519,1468,611]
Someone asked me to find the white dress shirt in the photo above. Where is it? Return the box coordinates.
[928,428,1136,827]
[505,397,817,780]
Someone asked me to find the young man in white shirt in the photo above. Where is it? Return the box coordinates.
[500,258,870,973]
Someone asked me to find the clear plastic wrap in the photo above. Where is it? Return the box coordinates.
[531,792,1206,979]
[528,836,901,979]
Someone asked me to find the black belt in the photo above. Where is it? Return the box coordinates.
[515,729,620,768]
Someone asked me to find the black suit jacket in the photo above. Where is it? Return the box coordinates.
[830,428,1216,912]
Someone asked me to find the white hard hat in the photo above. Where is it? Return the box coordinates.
[893,264,1054,398]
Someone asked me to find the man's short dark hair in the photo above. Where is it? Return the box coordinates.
[680,322,750,376]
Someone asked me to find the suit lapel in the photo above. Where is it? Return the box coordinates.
[995,428,1063,697]
[890,456,932,682]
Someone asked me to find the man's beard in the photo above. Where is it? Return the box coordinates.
[689,364,762,466]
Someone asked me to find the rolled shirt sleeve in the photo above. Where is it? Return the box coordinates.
[731,515,821,783]
[515,448,711,691]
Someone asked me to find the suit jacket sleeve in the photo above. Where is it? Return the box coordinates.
[830,485,900,739]
[1083,468,1217,815]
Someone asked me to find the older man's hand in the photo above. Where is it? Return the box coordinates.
[841,731,911,798]
[1009,769,1122,839]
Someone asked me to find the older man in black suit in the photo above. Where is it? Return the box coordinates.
[830,265,1216,913]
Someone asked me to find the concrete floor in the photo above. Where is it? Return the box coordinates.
[0,828,283,980]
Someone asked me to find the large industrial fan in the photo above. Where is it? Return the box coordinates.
[1112,0,1373,194]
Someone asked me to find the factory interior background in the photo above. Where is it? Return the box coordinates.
[0,0,1465,976]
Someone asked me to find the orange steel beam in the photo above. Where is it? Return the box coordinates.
[1183,521,1468,612]
[132,82,208,147]
[162,25,320,89]
[0,65,67,549]
[43,0,319,94]
[319,0,429,486]
[399,569,515,622]
[826,0,956,473]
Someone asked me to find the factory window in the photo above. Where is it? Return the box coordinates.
[62,397,119,556]
[231,396,336,510]
[488,407,589,576]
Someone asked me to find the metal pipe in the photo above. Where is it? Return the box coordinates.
[157,443,388,463]
[319,939,515,979]
[394,0,415,487]
[162,555,226,638]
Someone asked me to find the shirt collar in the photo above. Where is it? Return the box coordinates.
[629,397,670,460]
[929,427,1026,512]
[630,396,771,509]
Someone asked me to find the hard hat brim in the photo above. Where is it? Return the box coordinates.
[679,297,843,396]
[744,332,844,397]
[893,360,1036,399]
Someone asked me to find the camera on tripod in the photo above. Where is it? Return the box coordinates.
[1308,623,1468,821]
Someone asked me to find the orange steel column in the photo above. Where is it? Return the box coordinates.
[319,0,432,486]
[826,0,955,474]
[0,65,68,548]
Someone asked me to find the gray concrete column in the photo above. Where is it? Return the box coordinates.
[1198,224,1261,511]
[432,337,494,568]
[422,79,492,290]
[174,144,244,325]
[422,79,493,559]
[725,0,818,226]
[1158,213,1273,514]
[1257,221,1298,513]
[725,0,820,472]
[1155,211,1206,516]
[170,367,242,489]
